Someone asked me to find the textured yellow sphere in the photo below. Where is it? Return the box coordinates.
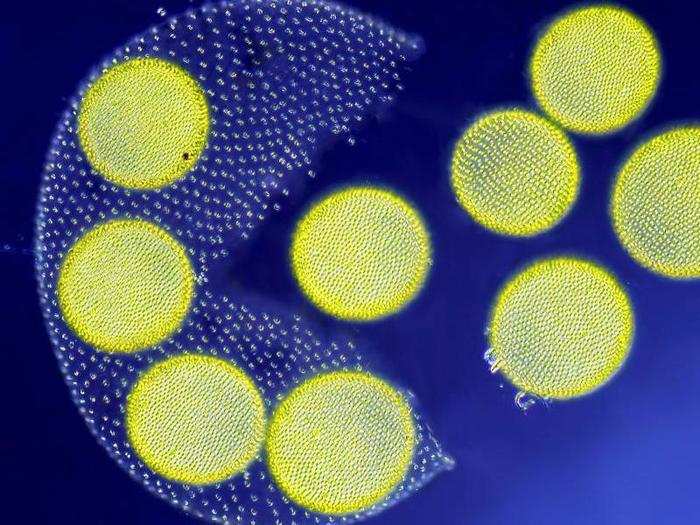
[290,187,431,321]
[489,257,634,399]
[57,219,194,352]
[126,354,266,485]
[78,57,210,189]
[266,371,415,515]
[451,109,579,236]
[530,5,660,134]
[612,127,700,278]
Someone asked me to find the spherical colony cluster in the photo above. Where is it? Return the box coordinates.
[489,257,634,399]
[451,109,579,237]
[78,57,210,190]
[291,187,431,320]
[35,1,453,523]
[57,219,194,353]
[126,354,266,485]
[530,5,660,134]
[612,126,700,279]
[267,371,416,515]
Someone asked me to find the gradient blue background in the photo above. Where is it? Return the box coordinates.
[2,0,699,523]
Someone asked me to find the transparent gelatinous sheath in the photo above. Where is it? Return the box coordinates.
[34,1,451,523]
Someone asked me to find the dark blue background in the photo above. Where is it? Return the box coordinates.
[2,1,699,523]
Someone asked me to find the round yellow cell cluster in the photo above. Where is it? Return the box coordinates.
[57,219,194,353]
[126,354,266,485]
[451,109,580,236]
[612,126,700,278]
[489,257,634,399]
[266,371,415,515]
[530,5,660,134]
[290,186,431,321]
[78,57,210,189]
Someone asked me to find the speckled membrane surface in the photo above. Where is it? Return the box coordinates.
[34,1,452,523]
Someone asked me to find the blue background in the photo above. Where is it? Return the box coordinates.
[2,0,699,523]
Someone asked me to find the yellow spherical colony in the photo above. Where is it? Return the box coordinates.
[57,219,194,353]
[530,5,660,134]
[78,57,210,189]
[489,257,634,399]
[612,127,700,278]
[266,371,415,515]
[290,187,431,321]
[451,109,579,236]
[126,354,266,485]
